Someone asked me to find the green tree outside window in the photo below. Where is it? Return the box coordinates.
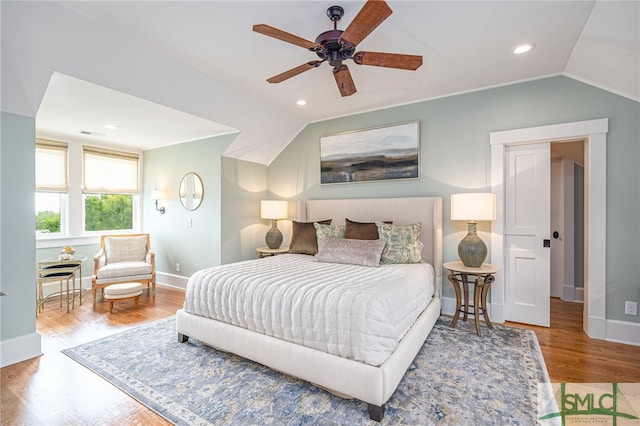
[85,194,133,231]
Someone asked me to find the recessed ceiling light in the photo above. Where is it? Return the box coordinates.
[102,123,119,130]
[296,99,307,106]
[513,44,534,55]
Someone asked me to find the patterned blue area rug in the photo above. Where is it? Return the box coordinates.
[62,316,549,425]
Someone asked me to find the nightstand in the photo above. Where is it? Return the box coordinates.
[256,246,289,258]
[444,261,500,336]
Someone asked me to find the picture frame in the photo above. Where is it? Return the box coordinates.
[320,121,420,184]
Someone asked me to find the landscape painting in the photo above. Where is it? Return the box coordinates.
[320,121,419,184]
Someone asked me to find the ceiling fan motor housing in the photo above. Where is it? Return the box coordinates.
[314,29,355,67]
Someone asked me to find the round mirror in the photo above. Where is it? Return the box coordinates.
[179,172,204,211]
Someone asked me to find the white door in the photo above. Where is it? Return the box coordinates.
[504,143,551,327]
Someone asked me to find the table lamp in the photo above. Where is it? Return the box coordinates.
[261,200,288,249]
[451,193,496,267]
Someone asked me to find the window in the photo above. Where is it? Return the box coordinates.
[35,140,68,234]
[83,147,139,232]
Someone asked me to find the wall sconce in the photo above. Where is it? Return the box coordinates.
[451,193,496,267]
[261,200,288,249]
[151,189,166,214]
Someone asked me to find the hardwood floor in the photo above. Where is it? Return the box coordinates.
[1,285,184,426]
[2,292,638,425]
[507,298,640,383]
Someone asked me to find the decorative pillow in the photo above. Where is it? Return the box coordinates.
[288,220,332,255]
[345,218,392,240]
[105,235,147,264]
[315,237,386,267]
[314,223,346,252]
[375,222,423,264]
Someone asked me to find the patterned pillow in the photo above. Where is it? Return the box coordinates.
[313,223,346,252]
[375,222,423,264]
[288,220,332,255]
[315,237,386,267]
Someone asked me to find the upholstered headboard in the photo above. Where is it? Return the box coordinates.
[299,197,443,297]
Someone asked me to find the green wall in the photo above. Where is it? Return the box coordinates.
[220,157,268,264]
[266,76,640,323]
[143,134,234,278]
[0,112,37,342]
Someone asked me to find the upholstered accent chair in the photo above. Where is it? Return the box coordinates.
[91,233,156,304]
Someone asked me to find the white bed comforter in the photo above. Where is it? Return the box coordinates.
[183,254,434,366]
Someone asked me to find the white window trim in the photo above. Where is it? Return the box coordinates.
[36,138,143,248]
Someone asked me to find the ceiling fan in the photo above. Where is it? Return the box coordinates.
[253,0,423,97]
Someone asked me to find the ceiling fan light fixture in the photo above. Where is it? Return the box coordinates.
[513,43,534,55]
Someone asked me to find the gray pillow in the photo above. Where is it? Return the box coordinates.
[314,223,346,252]
[315,237,386,267]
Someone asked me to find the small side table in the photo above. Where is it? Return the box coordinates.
[444,261,500,336]
[256,246,289,258]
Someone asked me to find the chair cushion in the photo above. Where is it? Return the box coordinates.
[97,261,152,279]
[105,236,147,264]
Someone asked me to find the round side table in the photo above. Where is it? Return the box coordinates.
[444,261,501,336]
[256,246,289,258]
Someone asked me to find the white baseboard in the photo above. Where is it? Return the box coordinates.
[157,272,189,290]
[606,319,640,347]
[575,287,584,302]
[562,285,575,302]
[0,332,42,368]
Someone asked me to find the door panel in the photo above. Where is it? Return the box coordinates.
[505,144,550,326]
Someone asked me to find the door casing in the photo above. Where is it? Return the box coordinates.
[489,118,607,338]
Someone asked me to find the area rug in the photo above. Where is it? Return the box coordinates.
[62,316,549,425]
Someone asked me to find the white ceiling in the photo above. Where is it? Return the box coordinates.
[36,1,639,163]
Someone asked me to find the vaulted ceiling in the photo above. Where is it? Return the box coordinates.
[35,1,639,165]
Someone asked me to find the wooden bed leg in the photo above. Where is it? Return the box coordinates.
[368,403,385,422]
[178,333,189,343]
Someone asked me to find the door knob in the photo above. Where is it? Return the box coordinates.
[553,231,559,239]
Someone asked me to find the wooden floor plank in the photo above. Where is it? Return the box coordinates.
[1,290,638,425]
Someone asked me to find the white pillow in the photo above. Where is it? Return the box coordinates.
[315,237,386,267]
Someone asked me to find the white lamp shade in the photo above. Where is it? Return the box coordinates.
[451,193,496,221]
[261,200,288,220]
[151,189,164,201]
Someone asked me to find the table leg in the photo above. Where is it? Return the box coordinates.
[481,274,495,329]
[461,273,469,322]
[448,271,462,328]
[78,264,82,306]
[473,277,482,336]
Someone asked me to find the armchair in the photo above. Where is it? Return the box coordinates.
[92,234,156,304]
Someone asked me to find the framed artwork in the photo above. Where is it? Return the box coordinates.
[320,121,420,184]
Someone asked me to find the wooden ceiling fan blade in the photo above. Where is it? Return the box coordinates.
[253,24,320,50]
[353,51,423,70]
[267,61,321,84]
[340,0,393,47]
[333,65,357,97]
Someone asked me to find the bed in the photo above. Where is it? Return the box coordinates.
[176,197,443,421]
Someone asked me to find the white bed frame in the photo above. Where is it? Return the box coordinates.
[176,197,443,421]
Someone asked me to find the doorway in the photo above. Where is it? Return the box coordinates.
[489,118,608,339]
[550,140,585,304]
